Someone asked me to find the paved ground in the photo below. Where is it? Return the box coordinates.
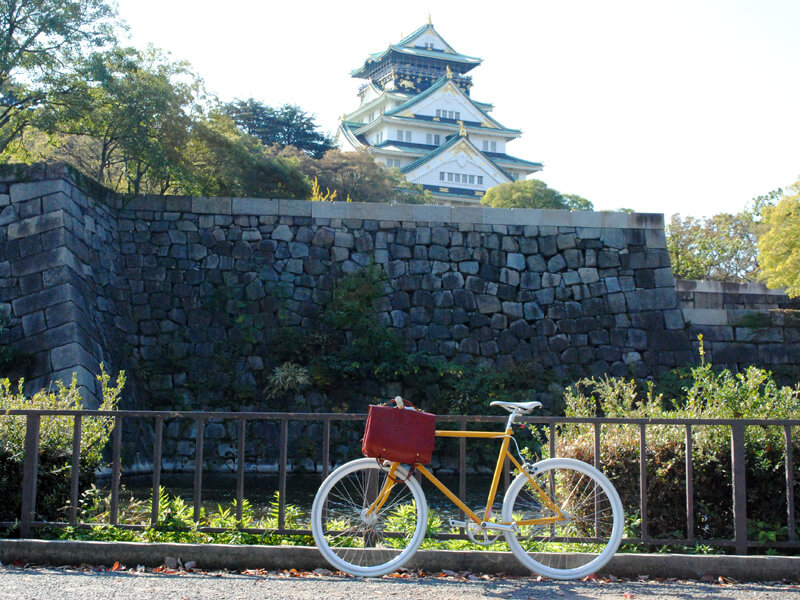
[1,566,799,600]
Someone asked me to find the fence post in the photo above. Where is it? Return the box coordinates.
[20,414,41,538]
[730,422,748,555]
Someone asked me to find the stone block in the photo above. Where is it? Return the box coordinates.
[309,201,348,219]
[12,283,82,316]
[506,253,525,271]
[9,180,68,204]
[476,294,501,314]
[689,324,734,342]
[645,228,668,249]
[547,254,566,273]
[232,197,278,215]
[651,330,690,351]
[0,204,17,226]
[277,199,312,217]
[735,327,783,343]
[11,246,79,278]
[625,288,678,311]
[682,308,728,326]
[21,310,47,336]
[663,309,685,330]
[7,210,64,240]
[578,267,600,284]
[600,229,625,249]
[412,205,451,223]
[712,342,757,364]
[334,231,355,249]
[50,342,98,372]
[192,197,232,215]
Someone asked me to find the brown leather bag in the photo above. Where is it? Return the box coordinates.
[362,400,436,465]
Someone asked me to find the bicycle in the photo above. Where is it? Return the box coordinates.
[311,399,623,580]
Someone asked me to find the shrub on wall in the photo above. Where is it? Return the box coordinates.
[553,345,800,544]
[0,368,125,526]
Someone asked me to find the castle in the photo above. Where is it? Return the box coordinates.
[336,21,542,206]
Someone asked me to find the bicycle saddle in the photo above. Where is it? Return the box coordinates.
[490,400,543,414]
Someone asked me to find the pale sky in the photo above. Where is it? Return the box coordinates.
[115,0,800,217]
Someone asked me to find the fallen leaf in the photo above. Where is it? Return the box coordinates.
[623,593,634,599]
[111,561,121,572]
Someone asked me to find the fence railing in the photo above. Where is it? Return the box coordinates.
[2,409,798,555]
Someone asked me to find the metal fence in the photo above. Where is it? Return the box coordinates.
[2,409,798,555]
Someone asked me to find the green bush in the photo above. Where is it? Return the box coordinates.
[555,345,800,545]
[0,367,125,525]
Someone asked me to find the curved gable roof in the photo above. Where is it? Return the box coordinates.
[386,76,512,131]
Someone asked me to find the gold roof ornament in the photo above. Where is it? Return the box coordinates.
[428,13,432,25]
[458,120,466,137]
[446,65,453,79]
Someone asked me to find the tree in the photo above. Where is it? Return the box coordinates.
[481,179,594,210]
[176,111,310,199]
[267,146,432,203]
[225,99,334,159]
[758,180,800,297]
[33,46,198,193]
[666,212,759,282]
[0,0,117,155]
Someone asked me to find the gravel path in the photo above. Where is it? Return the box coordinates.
[1,566,799,600]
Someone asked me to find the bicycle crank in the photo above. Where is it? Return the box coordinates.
[449,519,516,546]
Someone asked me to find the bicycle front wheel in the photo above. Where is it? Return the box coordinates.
[502,458,623,580]
[311,458,428,577]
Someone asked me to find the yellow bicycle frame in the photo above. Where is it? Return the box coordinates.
[367,428,564,528]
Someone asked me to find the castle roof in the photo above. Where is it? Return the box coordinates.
[351,23,482,79]
[386,74,516,133]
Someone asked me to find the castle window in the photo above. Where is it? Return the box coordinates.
[477,176,484,185]
[440,172,445,181]
[426,133,440,145]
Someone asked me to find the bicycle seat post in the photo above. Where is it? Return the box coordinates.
[506,409,521,431]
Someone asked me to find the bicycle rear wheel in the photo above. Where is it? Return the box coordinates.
[502,458,623,580]
[311,458,428,577]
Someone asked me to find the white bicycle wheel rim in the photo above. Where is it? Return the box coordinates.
[502,458,624,580]
[311,458,428,577]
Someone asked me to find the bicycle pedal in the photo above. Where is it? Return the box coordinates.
[448,519,467,529]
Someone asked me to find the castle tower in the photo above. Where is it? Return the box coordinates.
[336,22,543,206]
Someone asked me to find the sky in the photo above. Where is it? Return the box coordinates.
[115,0,800,217]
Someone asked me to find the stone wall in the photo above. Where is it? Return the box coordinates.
[677,279,798,311]
[0,164,129,403]
[2,164,798,416]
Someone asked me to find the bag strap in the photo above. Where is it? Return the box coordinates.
[377,458,417,482]
[389,396,418,410]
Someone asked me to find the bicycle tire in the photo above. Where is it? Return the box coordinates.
[501,457,623,580]
[311,458,428,577]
